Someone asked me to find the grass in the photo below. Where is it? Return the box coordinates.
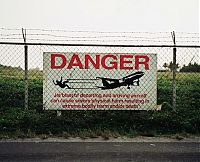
[0,70,200,138]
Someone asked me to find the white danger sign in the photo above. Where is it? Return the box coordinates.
[43,52,157,110]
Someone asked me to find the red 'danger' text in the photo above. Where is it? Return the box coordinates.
[51,54,150,70]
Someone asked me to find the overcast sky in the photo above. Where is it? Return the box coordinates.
[0,0,199,32]
[0,0,199,69]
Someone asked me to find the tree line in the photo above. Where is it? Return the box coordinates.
[162,62,200,72]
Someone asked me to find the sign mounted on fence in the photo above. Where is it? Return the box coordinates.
[43,52,157,110]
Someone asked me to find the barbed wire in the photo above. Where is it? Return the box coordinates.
[0,27,198,34]
[0,38,198,44]
[3,38,198,43]
[176,32,199,35]
[0,34,22,36]
[0,34,173,39]
[176,40,199,43]
[26,29,171,34]
[0,38,23,40]
[176,36,199,39]
[0,28,199,44]
[0,28,21,31]
[26,38,173,42]
[1,34,199,39]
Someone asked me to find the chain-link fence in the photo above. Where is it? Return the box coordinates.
[0,43,199,111]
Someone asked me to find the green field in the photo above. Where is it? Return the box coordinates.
[0,68,200,138]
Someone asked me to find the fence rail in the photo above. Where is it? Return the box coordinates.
[0,41,200,47]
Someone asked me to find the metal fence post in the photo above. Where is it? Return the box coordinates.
[22,28,28,110]
[24,44,28,110]
[172,31,177,111]
[172,47,177,111]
